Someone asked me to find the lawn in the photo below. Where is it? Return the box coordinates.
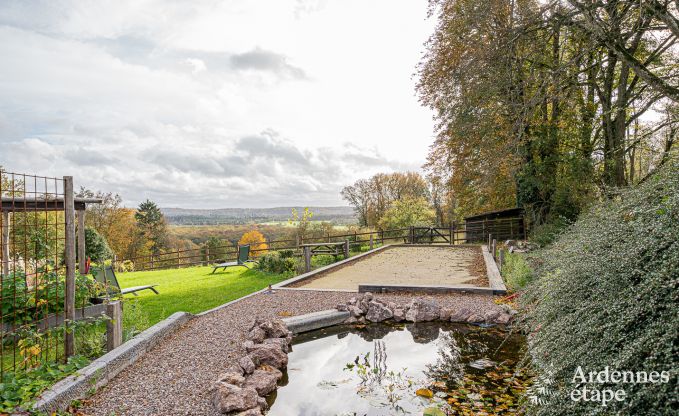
[116,266,291,329]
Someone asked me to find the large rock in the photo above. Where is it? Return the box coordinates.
[358,299,370,314]
[248,344,288,369]
[336,303,348,312]
[213,382,260,414]
[263,337,290,353]
[439,307,454,321]
[234,408,262,416]
[494,313,512,324]
[258,364,283,381]
[365,301,393,322]
[259,319,289,339]
[467,314,484,323]
[483,310,501,322]
[393,308,406,322]
[363,292,374,301]
[239,356,256,375]
[247,327,266,344]
[244,369,279,396]
[216,371,245,387]
[449,308,472,323]
[348,305,363,318]
[405,299,440,322]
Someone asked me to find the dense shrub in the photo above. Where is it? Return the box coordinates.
[83,227,113,261]
[256,251,297,274]
[521,157,679,415]
[528,216,571,247]
[501,251,533,291]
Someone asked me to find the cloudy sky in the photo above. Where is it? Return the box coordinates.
[0,0,435,208]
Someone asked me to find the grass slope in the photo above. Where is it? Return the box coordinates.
[117,266,290,328]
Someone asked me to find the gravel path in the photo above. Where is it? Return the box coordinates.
[80,289,502,416]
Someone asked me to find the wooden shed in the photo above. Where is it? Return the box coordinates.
[464,207,525,242]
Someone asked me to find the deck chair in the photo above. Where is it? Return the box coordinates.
[211,245,257,273]
[93,265,159,297]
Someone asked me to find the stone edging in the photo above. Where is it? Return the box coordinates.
[33,311,193,414]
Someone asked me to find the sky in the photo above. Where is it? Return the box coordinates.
[0,0,436,208]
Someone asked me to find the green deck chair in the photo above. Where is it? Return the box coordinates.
[211,245,258,273]
[93,265,159,297]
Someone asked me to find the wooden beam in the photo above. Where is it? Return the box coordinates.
[63,176,76,358]
[77,209,86,275]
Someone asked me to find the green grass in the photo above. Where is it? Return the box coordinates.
[117,266,291,329]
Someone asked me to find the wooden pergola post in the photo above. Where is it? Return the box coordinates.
[77,209,86,275]
[63,176,76,358]
[1,211,9,276]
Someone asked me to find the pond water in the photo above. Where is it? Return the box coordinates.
[267,322,528,416]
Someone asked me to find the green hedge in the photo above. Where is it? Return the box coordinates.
[521,157,678,415]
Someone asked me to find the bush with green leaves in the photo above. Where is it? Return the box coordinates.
[0,355,89,413]
[256,251,297,275]
[521,157,679,415]
[82,227,113,261]
[501,251,533,291]
[1,272,97,324]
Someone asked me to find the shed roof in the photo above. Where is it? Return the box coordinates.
[464,207,524,221]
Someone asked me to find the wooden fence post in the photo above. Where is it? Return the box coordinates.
[343,240,350,258]
[303,246,311,273]
[76,209,86,275]
[1,211,9,277]
[63,176,76,358]
[369,233,374,250]
[206,247,210,265]
[492,239,497,260]
[498,249,505,272]
[106,301,123,351]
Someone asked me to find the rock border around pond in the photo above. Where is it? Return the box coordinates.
[337,292,516,325]
[212,318,292,415]
[214,294,515,415]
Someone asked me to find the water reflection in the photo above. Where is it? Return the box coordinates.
[267,322,525,416]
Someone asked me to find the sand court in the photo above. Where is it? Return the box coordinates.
[295,245,487,291]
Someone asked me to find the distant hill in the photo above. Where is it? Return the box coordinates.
[161,206,357,225]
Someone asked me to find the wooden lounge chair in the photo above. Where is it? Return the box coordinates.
[93,265,159,297]
[212,245,257,273]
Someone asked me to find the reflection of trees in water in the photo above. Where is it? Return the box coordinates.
[425,326,507,386]
[425,331,464,385]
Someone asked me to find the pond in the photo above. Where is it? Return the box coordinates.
[266,322,529,416]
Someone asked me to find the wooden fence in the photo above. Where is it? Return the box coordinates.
[119,217,526,272]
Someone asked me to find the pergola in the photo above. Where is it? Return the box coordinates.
[1,196,103,276]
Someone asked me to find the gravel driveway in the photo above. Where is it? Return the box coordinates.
[80,289,502,415]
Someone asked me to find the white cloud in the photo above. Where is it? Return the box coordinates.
[0,0,435,208]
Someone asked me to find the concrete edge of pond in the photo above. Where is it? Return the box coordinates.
[273,244,392,290]
[33,311,193,414]
[283,309,351,334]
